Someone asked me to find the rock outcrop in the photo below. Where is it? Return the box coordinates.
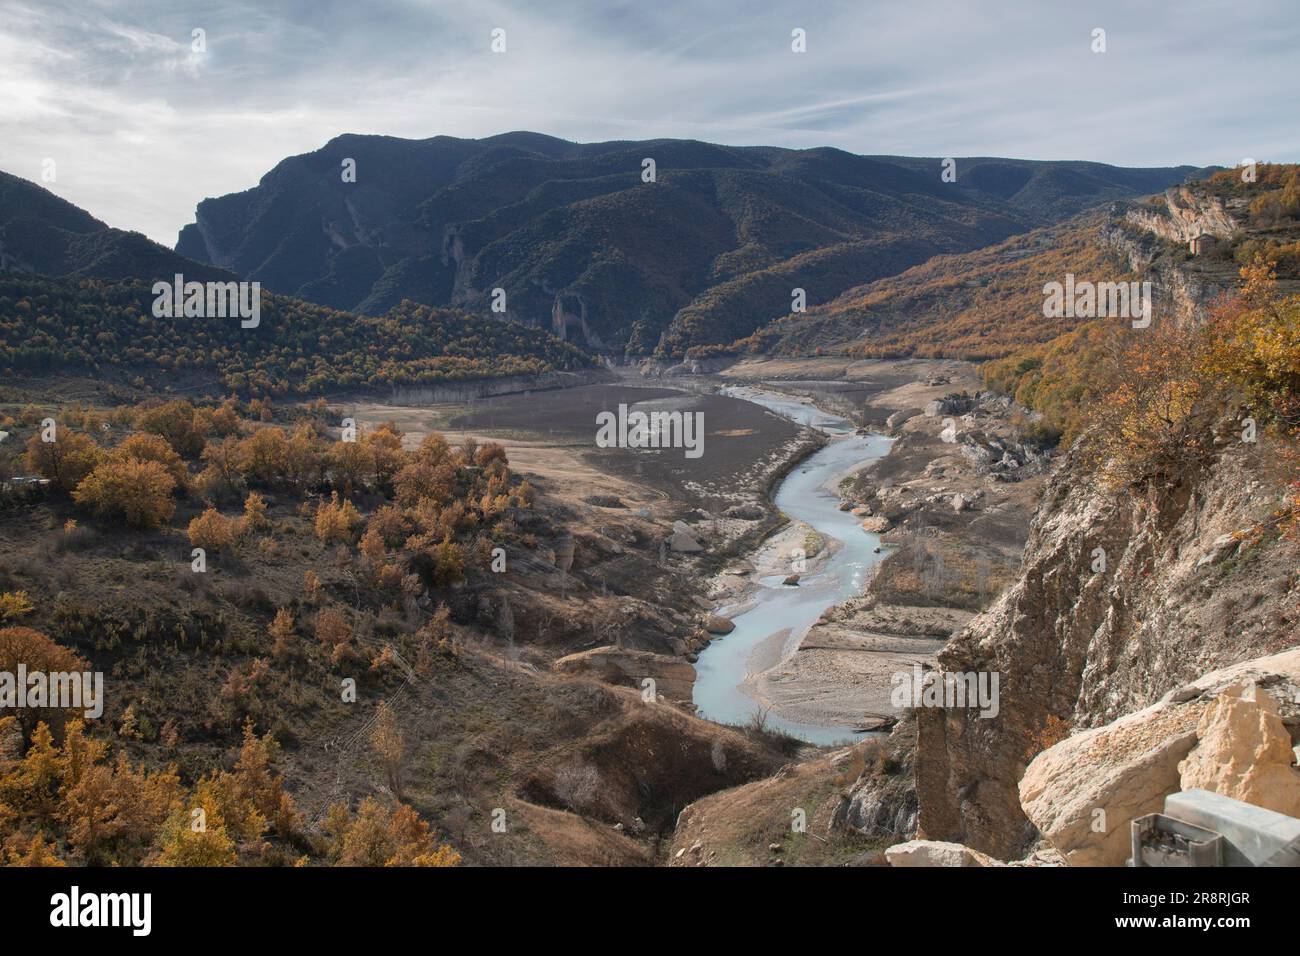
[914,429,1299,860]
[1018,650,1300,866]
[1178,681,1300,817]
[885,839,1000,867]
[552,646,697,701]
[1123,186,1238,245]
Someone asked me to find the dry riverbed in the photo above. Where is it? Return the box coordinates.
[696,358,1049,736]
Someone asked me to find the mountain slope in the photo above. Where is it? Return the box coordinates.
[738,207,1134,361]
[0,170,232,283]
[174,133,1202,357]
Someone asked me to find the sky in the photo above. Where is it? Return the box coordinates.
[2,0,1298,246]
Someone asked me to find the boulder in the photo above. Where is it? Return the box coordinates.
[552,646,697,700]
[850,506,872,517]
[886,410,914,432]
[1019,704,1200,867]
[885,840,999,867]
[860,516,891,533]
[1177,682,1300,817]
[923,394,973,417]
[722,504,764,520]
[1019,648,1300,866]
[704,615,735,635]
[782,574,800,586]
[669,530,704,552]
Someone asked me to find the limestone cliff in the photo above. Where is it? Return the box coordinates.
[1101,185,1245,328]
[914,427,1298,859]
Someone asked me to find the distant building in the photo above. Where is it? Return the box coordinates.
[1189,233,1219,255]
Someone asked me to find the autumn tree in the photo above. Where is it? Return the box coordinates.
[364,424,406,490]
[315,492,362,544]
[393,458,456,509]
[1197,259,1300,426]
[109,432,188,485]
[197,435,245,500]
[314,607,351,652]
[284,422,326,488]
[74,458,177,528]
[0,628,91,745]
[367,504,410,548]
[240,491,270,536]
[134,400,207,458]
[331,796,459,867]
[432,537,465,585]
[235,426,289,486]
[327,439,370,494]
[268,608,297,663]
[23,429,101,494]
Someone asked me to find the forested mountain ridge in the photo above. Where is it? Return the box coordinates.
[173,132,1204,357]
[0,273,594,396]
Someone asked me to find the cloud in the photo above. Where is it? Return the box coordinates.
[1,0,1296,244]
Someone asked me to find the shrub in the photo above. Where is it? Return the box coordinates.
[110,432,188,484]
[315,492,362,544]
[188,508,237,551]
[73,458,176,528]
[0,591,34,622]
[241,491,270,536]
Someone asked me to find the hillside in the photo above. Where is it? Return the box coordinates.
[173,132,1201,358]
[739,167,1299,372]
[0,171,232,284]
[734,209,1133,362]
[0,273,594,397]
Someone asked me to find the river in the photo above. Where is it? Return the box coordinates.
[691,385,896,746]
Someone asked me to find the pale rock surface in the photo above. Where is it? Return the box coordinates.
[1018,648,1300,866]
[1178,682,1300,817]
[885,839,1000,867]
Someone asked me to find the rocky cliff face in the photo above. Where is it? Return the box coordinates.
[913,428,1298,859]
[1104,187,1242,328]
[1124,186,1239,244]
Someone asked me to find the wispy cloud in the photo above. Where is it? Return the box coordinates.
[1,0,1296,244]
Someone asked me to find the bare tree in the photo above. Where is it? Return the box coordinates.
[553,762,600,814]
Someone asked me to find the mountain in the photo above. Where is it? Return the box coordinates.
[174,132,1204,358]
[0,173,593,396]
[0,170,233,283]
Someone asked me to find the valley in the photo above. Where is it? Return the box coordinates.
[0,139,1295,876]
